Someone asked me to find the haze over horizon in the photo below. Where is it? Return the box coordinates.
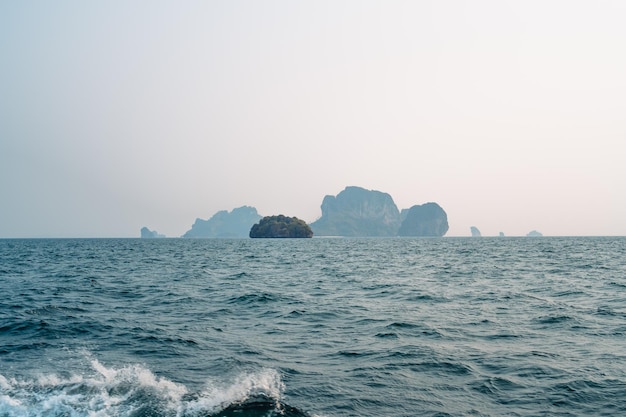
[1,1,625,238]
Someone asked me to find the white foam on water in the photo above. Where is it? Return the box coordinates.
[0,358,285,417]
[180,368,285,415]
[0,375,12,390]
[89,359,188,403]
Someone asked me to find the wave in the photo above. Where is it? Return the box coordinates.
[0,359,310,417]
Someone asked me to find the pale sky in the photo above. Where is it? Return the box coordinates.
[1,1,625,238]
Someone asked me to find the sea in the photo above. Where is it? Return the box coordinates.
[1,237,625,417]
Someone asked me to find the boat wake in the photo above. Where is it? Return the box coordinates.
[0,359,310,417]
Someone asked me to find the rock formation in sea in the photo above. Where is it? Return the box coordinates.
[499,232,505,237]
[397,203,449,237]
[309,186,402,236]
[249,215,313,238]
[470,226,482,237]
[182,206,262,238]
[140,227,165,238]
[526,230,543,237]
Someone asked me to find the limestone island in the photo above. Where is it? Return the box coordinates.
[140,227,165,238]
[183,206,262,238]
[249,215,313,238]
[470,226,482,237]
[310,186,400,236]
[398,202,449,237]
[310,186,449,237]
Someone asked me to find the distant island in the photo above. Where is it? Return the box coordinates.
[310,186,448,237]
[527,230,543,237]
[249,215,313,238]
[310,186,400,236]
[182,206,261,238]
[470,226,482,237]
[398,202,449,237]
[141,185,451,238]
[140,227,165,238]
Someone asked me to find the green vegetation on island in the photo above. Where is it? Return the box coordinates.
[249,215,313,238]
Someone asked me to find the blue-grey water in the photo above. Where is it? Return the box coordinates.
[1,237,625,416]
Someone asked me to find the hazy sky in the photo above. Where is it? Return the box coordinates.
[1,1,625,237]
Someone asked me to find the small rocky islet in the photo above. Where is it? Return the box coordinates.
[249,215,313,238]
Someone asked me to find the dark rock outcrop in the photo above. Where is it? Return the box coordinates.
[249,215,313,238]
[470,226,482,237]
[182,206,262,238]
[310,186,401,236]
[397,203,449,237]
[140,227,165,238]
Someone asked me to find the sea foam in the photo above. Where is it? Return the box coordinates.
[0,358,285,417]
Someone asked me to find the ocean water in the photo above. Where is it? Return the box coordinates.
[1,237,625,417]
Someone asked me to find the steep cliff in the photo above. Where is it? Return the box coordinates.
[310,186,401,236]
[398,203,449,237]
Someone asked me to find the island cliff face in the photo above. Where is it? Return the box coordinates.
[310,186,402,236]
[398,203,449,237]
[182,206,262,238]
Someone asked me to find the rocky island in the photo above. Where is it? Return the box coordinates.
[140,227,165,238]
[183,206,262,238]
[398,203,449,237]
[310,186,449,237]
[249,215,313,238]
[310,186,401,236]
[470,226,482,237]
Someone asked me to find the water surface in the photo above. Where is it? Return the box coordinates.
[1,237,625,416]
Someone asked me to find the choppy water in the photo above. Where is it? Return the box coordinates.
[1,237,625,416]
